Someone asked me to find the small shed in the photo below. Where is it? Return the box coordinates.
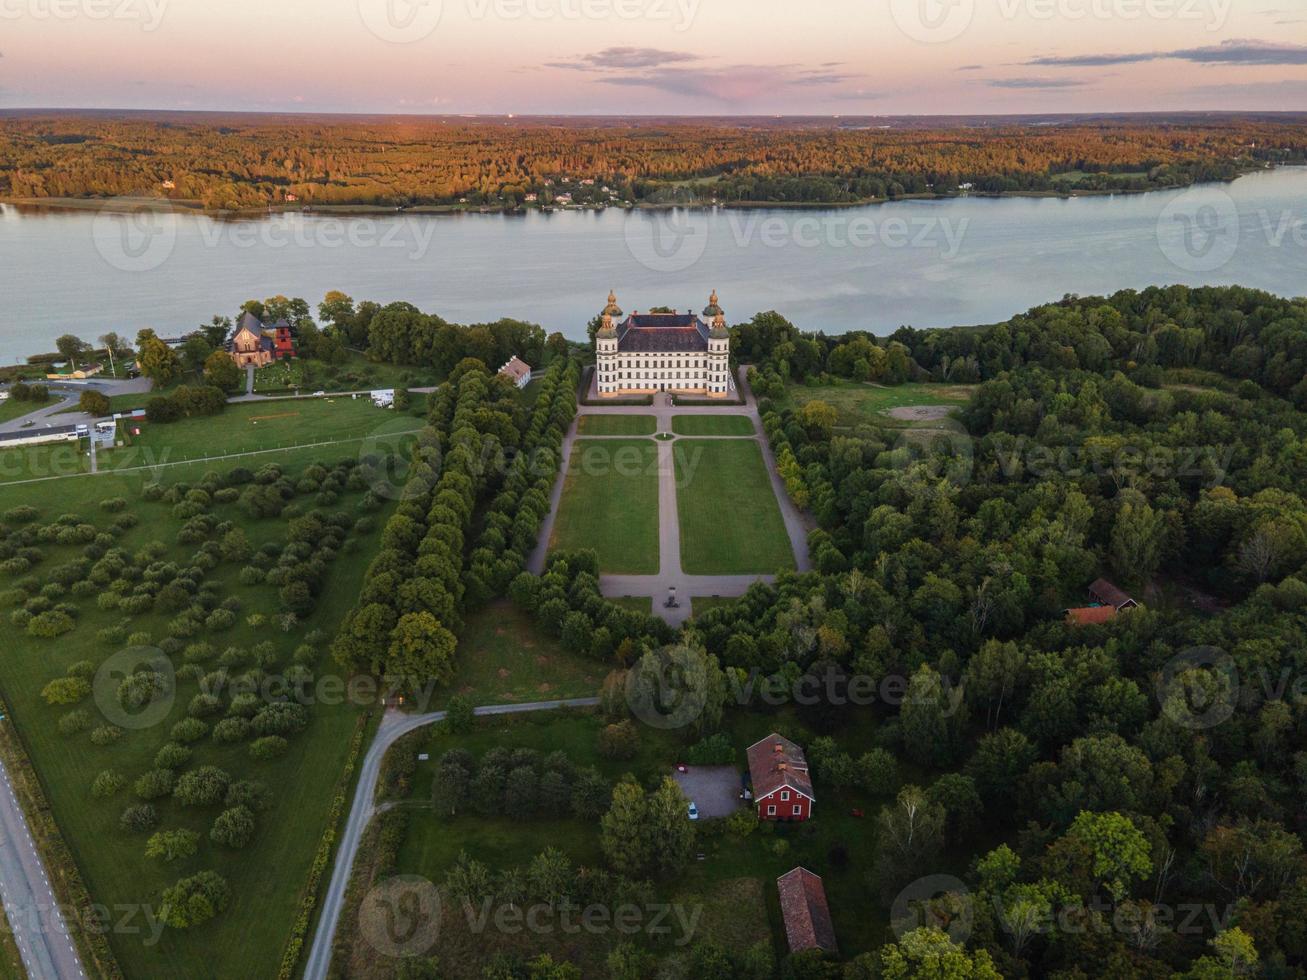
[777,868,838,955]
[1088,578,1137,611]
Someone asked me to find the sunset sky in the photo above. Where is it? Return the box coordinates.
[3,0,1307,113]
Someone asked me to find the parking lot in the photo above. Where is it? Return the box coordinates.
[671,765,744,819]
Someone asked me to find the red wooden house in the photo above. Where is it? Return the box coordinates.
[747,733,814,822]
[271,320,296,359]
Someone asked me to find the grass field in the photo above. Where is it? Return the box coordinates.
[0,451,390,978]
[0,440,91,484]
[0,395,53,425]
[439,600,604,708]
[549,438,659,575]
[691,596,739,617]
[253,352,440,394]
[674,440,794,575]
[776,380,975,429]
[113,398,413,467]
[605,595,653,615]
[576,414,657,436]
[670,415,755,436]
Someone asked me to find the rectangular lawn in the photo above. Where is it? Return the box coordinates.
[576,414,657,436]
[670,414,755,436]
[674,439,795,575]
[549,438,659,574]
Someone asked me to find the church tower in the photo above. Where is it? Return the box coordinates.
[703,289,730,395]
[595,290,622,394]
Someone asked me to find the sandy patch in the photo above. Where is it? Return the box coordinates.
[887,405,954,421]
[497,668,510,679]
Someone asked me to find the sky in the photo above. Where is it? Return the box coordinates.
[2,0,1307,113]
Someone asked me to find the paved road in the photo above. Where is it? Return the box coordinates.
[531,368,812,624]
[302,697,599,980]
[0,754,83,980]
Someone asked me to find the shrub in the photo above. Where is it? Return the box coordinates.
[99,498,128,513]
[159,870,229,929]
[27,610,75,637]
[134,769,176,800]
[145,829,200,863]
[188,693,223,718]
[209,805,256,848]
[120,804,159,833]
[91,770,125,798]
[90,725,124,746]
[211,717,250,743]
[154,743,192,770]
[250,702,307,737]
[225,780,272,812]
[249,736,288,760]
[58,709,92,735]
[173,766,230,807]
[597,721,639,761]
[170,718,209,743]
[41,677,90,705]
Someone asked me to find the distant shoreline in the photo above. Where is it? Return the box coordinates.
[0,165,1275,219]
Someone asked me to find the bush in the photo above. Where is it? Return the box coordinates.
[188,693,223,718]
[687,733,736,765]
[144,829,200,863]
[211,717,251,743]
[170,718,210,743]
[173,766,230,807]
[249,735,288,760]
[225,779,272,812]
[27,610,75,637]
[209,805,256,848]
[91,770,125,798]
[250,702,307,737]
[90,725,124,746]
[154,743,192,769]
[120,804,159,833]
[159,871,229,929]
[597,721,640,761]
[58,709,93,735]
[134,769,176,800]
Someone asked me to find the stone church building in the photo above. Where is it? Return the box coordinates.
[594,290,732,397]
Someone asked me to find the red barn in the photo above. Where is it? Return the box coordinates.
[747,733,814,822]
[271,320,296,359]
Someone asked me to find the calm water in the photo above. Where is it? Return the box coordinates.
[2,167,1305,365]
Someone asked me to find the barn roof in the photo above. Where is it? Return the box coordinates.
[777,867,838,954]
[747,733,813,801]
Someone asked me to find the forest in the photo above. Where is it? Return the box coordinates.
[2,111,1306,210]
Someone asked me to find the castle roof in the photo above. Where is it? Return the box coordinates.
[616,312,710,353]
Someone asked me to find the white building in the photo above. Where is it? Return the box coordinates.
[498,356,532,389]
[594,290,731,398]
[370,389,395,408]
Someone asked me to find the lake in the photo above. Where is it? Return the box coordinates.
[3,167,1306,364]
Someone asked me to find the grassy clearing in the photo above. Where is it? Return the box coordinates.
[549,438,659,575]
[253,353,440,395]
[576,414,657,436]
[0,395,53,425]
[0,452,390,978]
[674,440,793,575]
[606,596,652,615]
[113,398,411,467]
[691,596,739,618]
[0,440,91,484]
[776,380,974,429]
[440,600,604,708]
[670,415,755,437]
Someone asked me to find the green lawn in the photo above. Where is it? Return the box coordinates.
[549,438,659,575]
[691,596,739,617]
[0,440,91,484]
[776,380,975,429]
[113,397,412,467]
[670,415,755,437]
[576,414,657,436]
[0,395,53,425]
[674,439,794,575]
[606,595,652,615]
[439,600,604,708]
[253,352,441,395]
[0,452,391,978]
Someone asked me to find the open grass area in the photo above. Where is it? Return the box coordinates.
[674,439,794,575]
[0,451,392,978]
[576,414,657,436]
[0,395,53,425]
[691,595,739,618]
[253,352,440,395]
[439,600,604,708]
[670,414,755,437]
[113,397,412,467]
[0,440,91,484]
[549,438,659,575]
[606,595,652,615]
[776,380,975,429]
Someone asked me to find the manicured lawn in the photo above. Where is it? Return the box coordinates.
[691,596,739,617]
[776,380,975,428]
[670,414,755,436]
[0,452,391,978]
[438,600,604,709]
[0,395,53,425]
[674,439,794,575]
[576,414,657,436]
[113,397,412,467]
[0,440,90,484]
[606,595,652,615]
[549,438,659,575]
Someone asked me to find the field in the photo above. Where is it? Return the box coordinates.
[673,440,794,575]
[0,450,392,978]
[0,394,52,425]
[0,441,91,484]
[113,398,417,467]
[439,600,604,709]
[548,438,659,575]
[670,415,755,436]
[776,380,975,429]
[576,414,657,436]
[251,352,440,395]
[691,596,739,617]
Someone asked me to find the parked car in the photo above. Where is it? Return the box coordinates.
[687,802,699,821]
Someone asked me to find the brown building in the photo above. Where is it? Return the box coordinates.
[777,867,838,955]
[747,733,814,822]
